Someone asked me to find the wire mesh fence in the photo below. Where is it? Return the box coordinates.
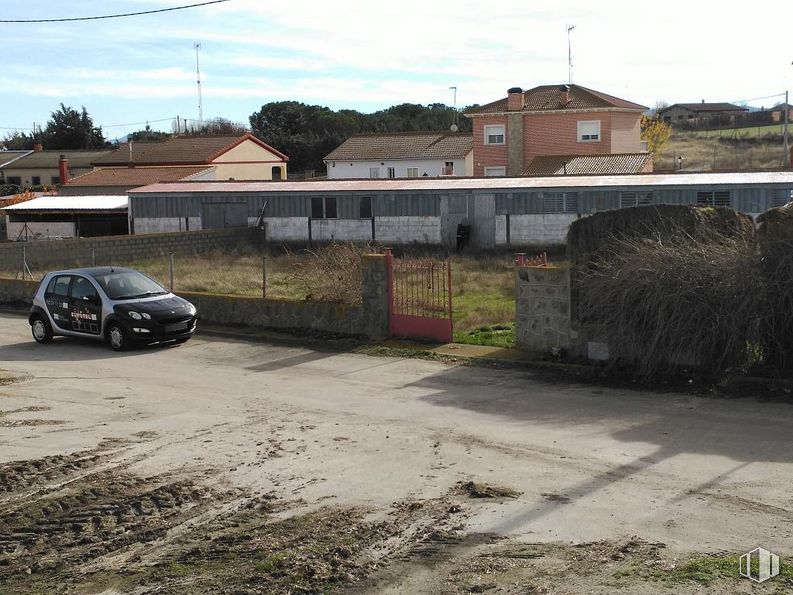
[0,244,367,304]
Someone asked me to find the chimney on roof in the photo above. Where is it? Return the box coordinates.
[560,84,571,107]
[702,99,705,104]
[58,155,69,185]
[507,87,524,111]
[33,142,43,152]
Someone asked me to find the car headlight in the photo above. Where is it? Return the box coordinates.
[128,311,142,320]
[142,312,151,320]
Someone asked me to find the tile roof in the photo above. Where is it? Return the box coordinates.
[3,150,114,170]
[660,102,747,113]
[465,84,648,115]
[65,166,214,187]
[2,195,127,212]
[0,150,32,168]
[522,153,652,176]
[324,132,473,161]
[94,133,288,166]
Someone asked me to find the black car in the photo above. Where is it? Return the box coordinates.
[29,267,198,351]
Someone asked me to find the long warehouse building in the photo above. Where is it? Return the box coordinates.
[129,172,793,248]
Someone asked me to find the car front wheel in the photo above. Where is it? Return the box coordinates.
[107,323,128,351]
[31,315,53,344]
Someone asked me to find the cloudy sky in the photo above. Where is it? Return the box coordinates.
[1,0,791,139]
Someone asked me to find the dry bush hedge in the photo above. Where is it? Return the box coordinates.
[757,204,793,371]
[571,205,762,377]
[578,230,762,377]
[283,242,377,304]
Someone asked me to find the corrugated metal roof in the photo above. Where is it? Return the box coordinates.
[466,84,648,115]
[523,153,652,176]
[129,171,793,195]
[2,195,128,212]
[324,132,473,161]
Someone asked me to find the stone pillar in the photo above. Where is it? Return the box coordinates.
[514,266,573,353]
[506,112,525,177]
[361,253,389,338]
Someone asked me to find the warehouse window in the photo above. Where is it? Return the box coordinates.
[696,191,731,207]
[311,197,337,219]
[359,196,372,218]
[543,192,579,214]
[620,191,655,208]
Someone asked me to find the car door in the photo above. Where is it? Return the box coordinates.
[43,274,73,331]
[68,275,102,335]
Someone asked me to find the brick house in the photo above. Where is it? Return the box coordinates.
[464,84,649,177]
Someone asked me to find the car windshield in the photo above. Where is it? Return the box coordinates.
[92,270,168,300]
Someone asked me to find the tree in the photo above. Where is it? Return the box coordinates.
[1,130,35,150]
[641,115,672,155]
[129,125,171,142]
[39,104,106,150]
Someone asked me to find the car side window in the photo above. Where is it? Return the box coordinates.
[48,276,71,297]
[71,277,99,302]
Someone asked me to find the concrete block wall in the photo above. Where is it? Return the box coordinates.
[0,278,38,305]
[499,214,579,247]
[7,221,76,240]
[515,266,574,353]
[311,219,372,242]
[262,217,308,242]
[0,227,263,273]
[375,216,441,244]
[135,217,201,234]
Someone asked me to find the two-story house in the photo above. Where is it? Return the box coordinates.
[464,84,650,177]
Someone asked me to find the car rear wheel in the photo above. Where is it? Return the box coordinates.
[107,323,128,351]
[31,315,53,344]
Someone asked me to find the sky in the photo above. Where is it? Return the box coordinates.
[1,0,792,140]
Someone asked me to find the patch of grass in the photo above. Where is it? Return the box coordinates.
[656,131,788,171]
[649,553,793,586]
[454,323,515,348]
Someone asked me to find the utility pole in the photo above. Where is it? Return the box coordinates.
[784,89,789,167]
[449,86,458,131]
[567,24,576,84]
[194,42,204,127]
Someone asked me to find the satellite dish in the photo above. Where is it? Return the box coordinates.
[450,124,458,132]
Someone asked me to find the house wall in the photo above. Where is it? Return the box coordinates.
[2,166,92,187]
[325,158,468,179]
[211,140,288,180]
[472,116,509,176]
[610,112,643,153]
[471,110,645,175]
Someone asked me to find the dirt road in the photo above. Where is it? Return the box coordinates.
[1,312,792,593]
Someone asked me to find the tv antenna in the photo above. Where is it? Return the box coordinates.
[194,41,204,126]
[449,86,458,132]
[566,24,575,84]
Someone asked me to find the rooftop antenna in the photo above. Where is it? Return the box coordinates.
[449,86,458,132]
[566,24,576,84]
[194,41,204,127]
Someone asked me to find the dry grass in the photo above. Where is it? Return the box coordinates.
[655,132,789,171]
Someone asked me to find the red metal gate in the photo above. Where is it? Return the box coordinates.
[385,248,453,343]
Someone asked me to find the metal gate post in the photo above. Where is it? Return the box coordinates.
[384,247,394,337]
[447,257,453,337]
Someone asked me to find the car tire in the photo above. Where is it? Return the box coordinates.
[106,323,128,352]
[31,315,53,344]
